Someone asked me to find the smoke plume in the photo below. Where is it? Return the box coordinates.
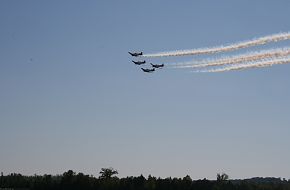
[143,32,290,57]
[195,57,290,73]
[171,48,290,68]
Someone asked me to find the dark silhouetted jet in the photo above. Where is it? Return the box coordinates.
[128,52,143,57]
[151,63,164,68]
[132,60,146,65]
[141,68,155,73]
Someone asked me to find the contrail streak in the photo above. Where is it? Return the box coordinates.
[195,57,290,73]
[143,32,290,57]
[171,48,290,68]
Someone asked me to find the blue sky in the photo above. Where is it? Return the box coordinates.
[0,0,290,179]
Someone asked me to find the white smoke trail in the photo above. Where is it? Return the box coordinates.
[143,32,290,57]
[171,48,290,68]
[195,57,290,73]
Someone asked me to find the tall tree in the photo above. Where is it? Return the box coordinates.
[217,173,229,182]
[99,167,118,179]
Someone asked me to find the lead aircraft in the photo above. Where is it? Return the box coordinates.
[128,52,143,57]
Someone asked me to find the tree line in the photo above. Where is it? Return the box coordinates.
[1,168,290,190]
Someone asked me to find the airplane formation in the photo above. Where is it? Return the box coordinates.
[128,51,164,73]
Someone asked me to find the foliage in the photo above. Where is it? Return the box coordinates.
[0,170,289,190]
[99,168,119,179]
[217,173,229,182]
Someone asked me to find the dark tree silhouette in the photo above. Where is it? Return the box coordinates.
[217,173,229,182]
[99,167,118,179]
[1,170,289,190]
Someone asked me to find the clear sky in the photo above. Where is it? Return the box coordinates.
[0,0,290,180]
